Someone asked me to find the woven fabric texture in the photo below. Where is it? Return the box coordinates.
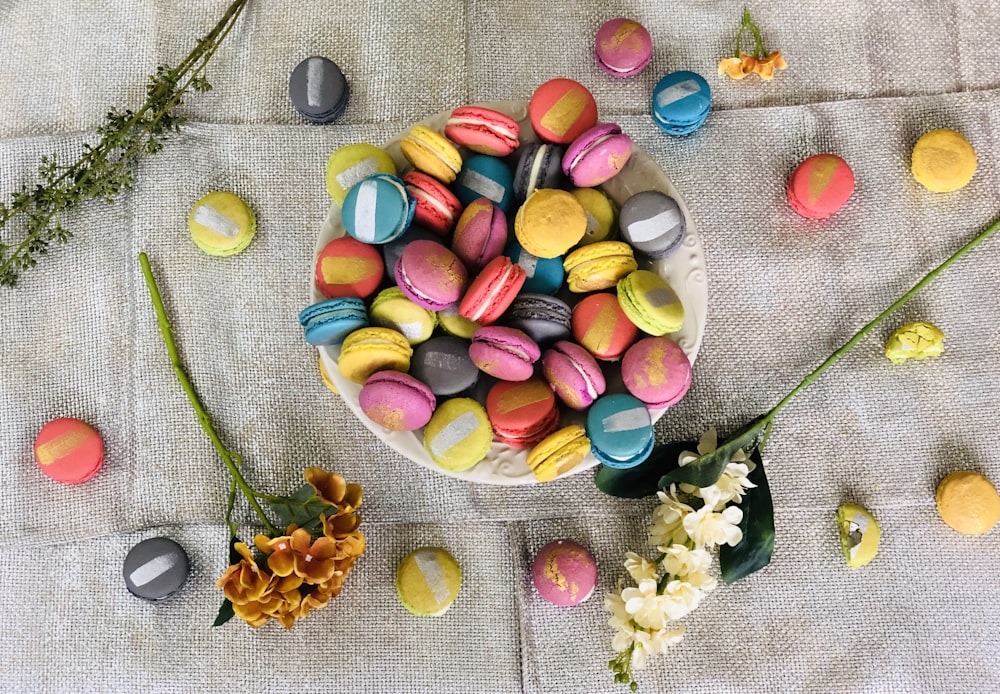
[1,0,999,692]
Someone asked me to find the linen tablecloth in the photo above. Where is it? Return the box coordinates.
[1,1,998,691]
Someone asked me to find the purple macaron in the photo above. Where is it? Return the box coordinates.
[468,326,541,382]
[395,239,469,310]
[359,371,437,431]
[542,340,607,410]
[450,197,508,273]
[594,18,653,78]
[531,539,598,607]
[562,123,633,188]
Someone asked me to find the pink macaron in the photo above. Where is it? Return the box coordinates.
[621,336,692,408]
[531,539,598,607]
[786,153,856,219]
[404,171,463,236]
[542,340,607,410]
[450,197,508,272]
[458,255,527,325]
[444,106,521,157]
[395,239,469,310]
[594,18,653,77]
[359,371,437,431]
[469,326,541,381]
[562,123,633,188]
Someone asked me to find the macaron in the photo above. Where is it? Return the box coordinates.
[368,287,438,345]
[468,326,541,382]
[325,143,397,205]
[836,503,881,568]
[621,336,692,408]
[514,189,588,259]
[314,235,385,300]
[410,336,480,397]
[381,227,439,284]
[437,304,481,339]
[337,327,413,384]
[396,547,462,616]
[936,471,1000,535]
[423,397,494,471]
[444,106,520,156]
[594,18,653,77]
[403,171,463,237]
[571,292,640,361]
[299,297,370,346]
[400,125,463,183]
[572,187,618,245]
[513,143,566,202]
[359,371,436,431]
[33,417,104,484]
[884,321,946,364]
[618,190,685,259]
[911,128,977,193]
[542,340,607,410]
[786,154,855,219]
[529,78,599,145]
[342,173,416,244]
[563,241,638,293]
[527,425,592,482]
[394,239,469,311]
[452,154,514,212]
[586,393,654,469]
[450,198,508,273]
[123,537,190,601]
[458,255,527,325]
[504,239,565,295]
[562,123,633,188]
[617,270,685,336]
[188,191,256,257]
[318,356,339,394]
[486,378,559,449]
[288,56,349,123]
[651,71,712,136]
[531,539,598,606]
[503,294,573,345]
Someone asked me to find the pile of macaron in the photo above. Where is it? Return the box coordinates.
[301,76,696,481]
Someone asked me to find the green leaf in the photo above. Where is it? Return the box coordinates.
[659,415,769,489]
[227,535,244,565]
[266,483,336,534]
[594,440,696,498]
[719,451,775,584]
[213,599,235,627]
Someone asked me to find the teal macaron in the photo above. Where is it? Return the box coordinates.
[651,71,711,136]
[342,173,416,244]
[299,297,369,346]
[504,239,565,295]
[586,393,654,469]
[453,155,514,212]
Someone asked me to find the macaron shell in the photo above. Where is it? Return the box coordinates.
[513,143,566,202]
[395,240,469,311]
[337,327,413,384]
[542,340,607,410]
[786,154,855,219]
[437,304,481,339]
[514,189,588,259]
[314,236,385,300]
[299,297,370,346]
[288,56,349,122]
[529,78,599,145]
[188,191,256,256]
[531,539,598,606]
[359,371,436,431]
[403,171,463,236]
[368,287,438,345]
[451,198,508,272]
[453,155,514,212]
[594,18,653,77]
[396,547,463,616]
[911,128,977,193]
[469,326,541,381]
[563,123,633,188]
[527,425,592,482]
[504,239,565,295]
[444,106,521,156]
[936,471,1000,535]
[504,294,573,345]
[572,292,640,361]
[411,336,481,397]
[572,187,618,245]
[486,378,558,448]
[123,537,190,601]
[34,417,105,484]
[423,398,494,471]
[342,173,415,244]
[621,336,692,408]
[400,125,463,183]
[651,71,711,136]
[459,256,527,325]
[586,393,654,469]
[617,270,684,336]
[326,143,397,205]
[563,241,638,293]
[318,356,339,394]
[618,190,685,260]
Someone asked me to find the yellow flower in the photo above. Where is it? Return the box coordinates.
[322,512,366,560]
[753,51,787,80]
[215,542,272,606]
[304,467,363,513]
[718,54,751,80]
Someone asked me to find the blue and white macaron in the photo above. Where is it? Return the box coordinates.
[650,71,711,136]
[342,173,415,244]
[586,393,654,469]
[299,297,369,346]
[452,155,514,212]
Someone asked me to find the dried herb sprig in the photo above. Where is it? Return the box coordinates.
[0,0,250,288]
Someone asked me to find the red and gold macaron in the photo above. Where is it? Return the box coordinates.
[786,153,855,219]
[34,417,105,484]
[314,236,385,300]
[485,378,559,448]
[529,79,599,146]
[571,292,639,361]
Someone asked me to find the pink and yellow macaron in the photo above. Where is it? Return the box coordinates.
[786,153,855,219]
[529,79,599,146]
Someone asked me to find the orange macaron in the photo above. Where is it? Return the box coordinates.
[34,417,105,484]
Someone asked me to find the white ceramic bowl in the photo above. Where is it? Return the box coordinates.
[311,101,707,485]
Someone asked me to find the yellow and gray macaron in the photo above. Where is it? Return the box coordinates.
[188,191,256,256]
[396,546,462,616]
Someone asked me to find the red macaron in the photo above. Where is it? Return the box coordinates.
[571,292,640,361]
[315,235,385,300]
[403,171,463,237]
[458,255,526,325]
[528,78,599,146]
[786,153,855,219]
[34,417,105,484]
[486,378,559,448]
[444,106,521,157]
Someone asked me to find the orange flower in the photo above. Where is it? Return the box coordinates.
[216,542,272,605]
[254,529,301,578]
[304,467,363,513]
[753,51,787,80]
[719,10,787,82]
[231,574,303,628]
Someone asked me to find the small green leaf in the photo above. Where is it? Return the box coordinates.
[594,440,696,498]
[659,415,769,489]
[227,535,244,565]
[266,483,336,534]
[719,451,774,584]
[213,599,235,627]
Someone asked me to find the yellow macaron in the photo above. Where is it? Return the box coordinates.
[337,327,413,384]
[563,241,638,293]
[400,125,463,184]
[423,398,493,471]
[936,471,1000,535]
[437,305,481,340]
[318,356,339,395]
[514,189,588,259]
[572,187,618,245]
[527,425,591,482]
[325,143,397,205]
[616,270,685,336]
[911,128,977,193]
[188,191,256,256]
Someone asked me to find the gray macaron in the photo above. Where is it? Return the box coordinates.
[410,336,480,397]
[289,56,350,124]
[503,294,572,345]
[123,537,190,601]
[619,190,685,259]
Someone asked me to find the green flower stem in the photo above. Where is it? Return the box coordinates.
[765,214,1000,423]
[734,9,766,59]
[139,252,278,537]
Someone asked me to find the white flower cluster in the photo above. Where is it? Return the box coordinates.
[604,428,757,676]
